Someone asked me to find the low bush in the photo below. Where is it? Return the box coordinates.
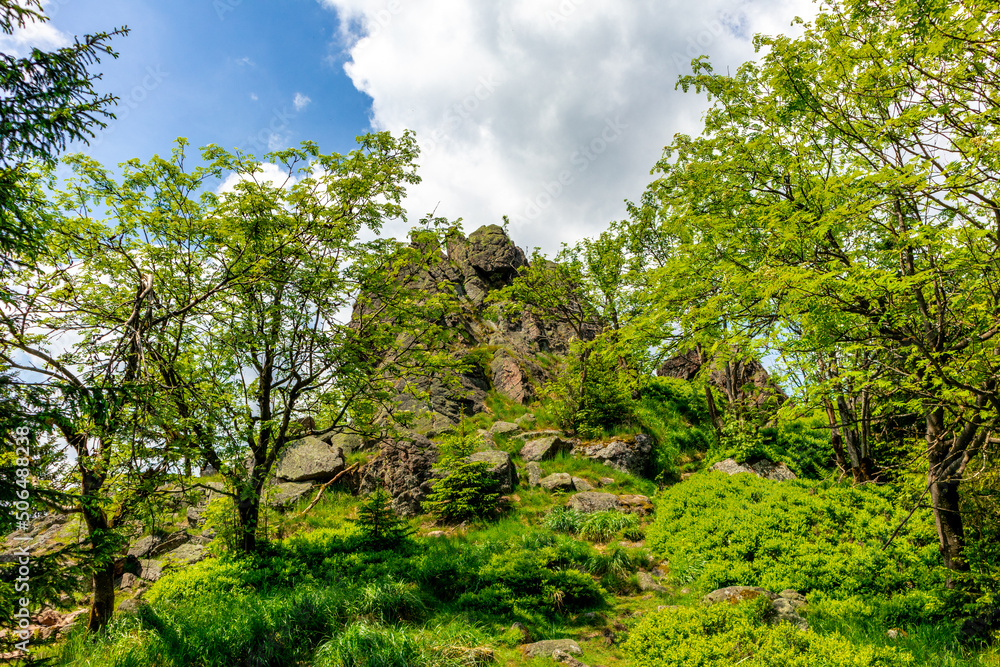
[543,507,640,542]
[647,472,941,602]
[625,597,915,666]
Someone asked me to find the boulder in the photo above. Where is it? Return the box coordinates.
[525,462,543,487]
[637,572,667,593]
[540,473,575,491]
[618,494,655,516]
[323,431,364,455]
[162,543,206,566]
[523,639,582,659]
[359,434,440,516]
[522,435,573,462]
[468,450,519,492]
[276,437,345,482]
[711,458,797,481]
[128,531,190,559]
[515,413,537,429]
[489,420,521,436]
[572,434,654,477]
[567,492,621,513]
[702,586,777,604]
[598,477,615,487]
[571,477,594,492]
[269,481,314,509]
[552,650,590,667]
[772,597,809,629]
[491,350,532,404]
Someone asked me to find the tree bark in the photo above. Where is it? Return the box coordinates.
[88,561,117,633]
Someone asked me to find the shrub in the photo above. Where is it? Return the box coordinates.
[625,598,915,666]
[349,578,426,623]
[646,473,940,600]
[423,432,503,524]
[351,487,412,550]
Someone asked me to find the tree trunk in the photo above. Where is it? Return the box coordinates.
[237,482,262,553]
[928,475,966,577]
[823,399,849,474]
[88,561,117,633]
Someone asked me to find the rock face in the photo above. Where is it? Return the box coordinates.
[360,434,440,516]
[357,224,598,433]
[659,347,787,410]
[521,435,574,462]
[468,450,519,492]
[491,350,533,404]
[711,458,797,481]
[572,434,653,477]
[275,437,345,482]
[269,481,314,509]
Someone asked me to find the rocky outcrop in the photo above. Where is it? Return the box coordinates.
[359,434,441,516]
[659,347,787,410]
[275,437,345,482]
[572,434,653,477]
[521,435,574,461]
[711,458,797,481]
[357,224,599,432]
[491,350,533,404]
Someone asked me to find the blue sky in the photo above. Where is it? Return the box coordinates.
[8,0,817,253]
[44,0,371,167]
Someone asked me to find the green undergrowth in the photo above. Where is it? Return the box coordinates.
[56,519,634,667]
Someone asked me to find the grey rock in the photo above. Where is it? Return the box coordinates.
[598,477,615,487]
[523,639,582,658]
[276,437,345,482]
[120,573,139,591]
[703,586,777,604]
[323,431,364,455]
[522,435,573,462]
[489,420,521,436]
[540,473,575,491]
[772,597,809,629]
[515,413,537,428]
[552,649,590,667]
[618,494,655,516]
[571,477,594,492]
[269,481,314,509]
[139,560,164,582]
[162,543,206,566]
[509,621,532,644]
[572,434,654,478]
[637,572,667,593]
[468,450,519,492]
[116,598,145,614]
[711,458,797,481]
[185,506,202,529]
[514,429,564,441]
[526,462,543,487]
[567,492,622,513]
[128,531,190,559]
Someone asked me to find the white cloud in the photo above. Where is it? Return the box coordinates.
[216,163,298,195]
[0,8,71,57]
[293,92,312,111]
[250,92,259,101]
[319,0,817,252]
